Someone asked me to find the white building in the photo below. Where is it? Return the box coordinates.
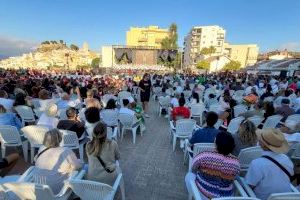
[183,25,226,67]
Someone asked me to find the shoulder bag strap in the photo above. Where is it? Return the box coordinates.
[96,156,114,173]
[262,155,293,181]
[34,147,50,162]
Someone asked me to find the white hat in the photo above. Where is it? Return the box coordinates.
[46,104,58,117]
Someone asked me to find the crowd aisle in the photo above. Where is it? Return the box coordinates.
[116,99,187,200]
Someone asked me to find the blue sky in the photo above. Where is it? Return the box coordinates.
[0,0,300,56]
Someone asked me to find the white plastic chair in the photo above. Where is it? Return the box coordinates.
[264,96,275,102]
[209,104,220,113]
[158,96,170,117]
[1,166,79,200]
[186,173,248,200]
[233,90,245,103]
[101,94,117,107]
[59,130,84,162]
[0,125,28,162]
[190,104,206,126]
[285,114,300,123]
[153,86,162,100]
[238,146,263,173]
[14,105,36,126]
[233,105,248,118]
[185,142,215,171]
[262,115,283,129]
[267,193,300,200]
[171,119,196,151]
[101,109,119,127]
[118,113,142,144]
[21,125,50,163]
[248,116,264,127]
[214,119,224,129]
[69,173,125,200]
[58,109,67,120]
[223,116,245,135]
[183,90,192,99]
[131,86,140,100]
[118,91,132,106]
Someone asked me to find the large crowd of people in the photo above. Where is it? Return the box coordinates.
[0,68,300,199]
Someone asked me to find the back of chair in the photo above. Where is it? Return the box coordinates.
[59,130,79,148]
[153,87,162,95]
[118,91,132,101]
[248,116,264,127]
[0,125,22,145]
[183,90,192,99]
[101,109,118,127]
[102,94,117,107]
[15,105,35,121]
[227,116,245,134]
[2,182,54,200]
[118,113,135,128]
[267,192,300,200]
[238,146,263,170]
[58,109,67,120]
[158,96,170,108]
[191,104,205,116]
[209,104,219,113]
[233,105,248,117]
[214,119,224,129]
[286,114,300,123]
[176,119,196,136]
[193,143,215,157]
[21,125,49,147]
[69,179,114,200]
[263,115,283,129]
[234,90,245,97]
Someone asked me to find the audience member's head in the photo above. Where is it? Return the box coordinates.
[38,89,50,100]
[66,107,77,120]
[257,128,289,153]
[123,99,130,107]
[86,122,108,156]
[43,129,62,148]
[106,99,116,109]
[281,98,290,105]
[215,131,235,156]
[238,120,257,145]
[208,93,216,99]
[192,92,199,103]
[178,97,185,107]
[86,98,101,109]
[85,107,100,123]
[0,90,8,99]
[206,111,219,127]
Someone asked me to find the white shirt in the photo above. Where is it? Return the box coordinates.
[37,113,59,129]
[170,98,179,107]
[245,86,253,95]
[119,107,135,116]
[0,98,14,111]
[245,150,294,200]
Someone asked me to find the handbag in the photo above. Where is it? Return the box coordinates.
[96,156,115,174]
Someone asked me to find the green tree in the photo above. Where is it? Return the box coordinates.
[41,41,50,45]
[160,23,178,50]
[196,60,210,71]
[223,60,241,71]
[59,40,64,44]
[70,44,79,51]
[91,57,101,68]
[200,46,216,56]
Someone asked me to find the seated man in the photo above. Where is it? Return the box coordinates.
[189,111,219,145]
[171,97,190,121]
[0,90,14,111]
[245,128,294,200]
[57,107,85,138]
[119,99,135,116]
[56,87,82,110]
[275,98,295,121]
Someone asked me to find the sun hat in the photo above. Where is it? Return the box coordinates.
[46,104,58,117]
[256,128,289,153]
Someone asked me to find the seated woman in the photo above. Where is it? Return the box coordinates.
[185,131,240,199]
[34,129,82,194]
[100,98,119,128]
[85,107,101,139]
[37,104,59,129]
[232,120,257,156]
[0,104,22,130]
[171,97,191,121]
[86,122,120,186]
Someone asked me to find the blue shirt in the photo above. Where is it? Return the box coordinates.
[189,127,219,144]
[0,113,22,130]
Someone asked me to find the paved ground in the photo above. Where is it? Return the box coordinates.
[5,99,188,200]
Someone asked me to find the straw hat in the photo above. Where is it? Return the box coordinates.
[256,128,289,153]
[46,104,58,117]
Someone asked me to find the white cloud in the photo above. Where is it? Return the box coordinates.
[0,36,38,57]
[279,42,300,51]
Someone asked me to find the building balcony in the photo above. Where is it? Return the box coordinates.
[138,37,148,42]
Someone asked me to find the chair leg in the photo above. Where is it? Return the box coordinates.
[22,141,28,162]
[79,144,84,162]
[31,147,35,164]
[121,128,125,141]
[120,175,126,200]
[172,136,177,151]
[132,128,137,144]
[1,146,6,158]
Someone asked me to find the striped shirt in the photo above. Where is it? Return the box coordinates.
[192,151,240,198]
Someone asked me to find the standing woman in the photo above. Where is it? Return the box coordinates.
[139,73,151,118]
